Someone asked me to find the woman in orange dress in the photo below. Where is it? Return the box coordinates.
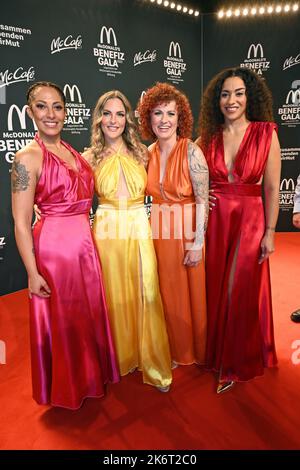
[138,83,208,367]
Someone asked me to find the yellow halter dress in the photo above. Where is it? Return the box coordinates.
[93,148,172,389]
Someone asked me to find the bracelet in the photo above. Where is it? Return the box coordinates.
[266,226,275,231]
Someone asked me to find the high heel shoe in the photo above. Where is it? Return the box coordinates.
[156,385,170,393]
[216,381,235,394]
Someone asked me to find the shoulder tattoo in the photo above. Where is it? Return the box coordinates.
[11,159,30,193]
[188,142,208,174]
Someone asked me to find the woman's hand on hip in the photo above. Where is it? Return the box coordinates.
[209,189,216,211]
[33,204,42,225]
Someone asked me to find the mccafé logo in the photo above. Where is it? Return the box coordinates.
[0,66,35,88]
[7,104,36,131]
[134,50,157,67]
[50,34,82,54]
[100,26,117,46]
[63,84,82,103]
[283,53,300,71]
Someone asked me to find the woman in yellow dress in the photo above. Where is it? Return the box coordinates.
[83,90,172,392]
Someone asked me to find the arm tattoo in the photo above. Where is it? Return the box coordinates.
[188,142,209,240]
[11,159,30,193]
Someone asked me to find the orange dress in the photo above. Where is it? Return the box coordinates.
[147,138,207,365]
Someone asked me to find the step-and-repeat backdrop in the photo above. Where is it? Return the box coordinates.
[0,0,201,295]
[0,0,299,294]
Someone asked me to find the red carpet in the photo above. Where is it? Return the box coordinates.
[0,233,300,450]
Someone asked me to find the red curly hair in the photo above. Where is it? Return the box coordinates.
[137,82,193,141]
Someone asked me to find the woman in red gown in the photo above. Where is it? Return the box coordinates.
[196,67,281,393]
[11,82,119,409]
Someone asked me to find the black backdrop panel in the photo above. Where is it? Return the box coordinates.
[0,0,202,295]
[203,14,300,232]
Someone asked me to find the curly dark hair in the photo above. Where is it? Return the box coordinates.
[197,67,274,151]
[27,81,66,106]
[137,82,193,141]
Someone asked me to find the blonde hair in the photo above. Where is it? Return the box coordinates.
[90,90,148,166]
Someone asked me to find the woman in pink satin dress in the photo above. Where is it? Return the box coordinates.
[196,67,281,394]
[11,81,119,409]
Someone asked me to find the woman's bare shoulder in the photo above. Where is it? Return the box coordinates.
[14,140,42,167]
[148,142,156,152]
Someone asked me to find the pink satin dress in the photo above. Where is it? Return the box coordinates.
[31,134,119,409]
[205,122,278,382]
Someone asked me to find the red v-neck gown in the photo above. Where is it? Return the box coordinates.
[147,138,207,365]
[30,135,119,409]
[205,122,278,382]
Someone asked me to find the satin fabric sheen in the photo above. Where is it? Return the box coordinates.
[204,121,278,382]
[147,138,207,365]
[93,150,172,388]
[31,134,119,409]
